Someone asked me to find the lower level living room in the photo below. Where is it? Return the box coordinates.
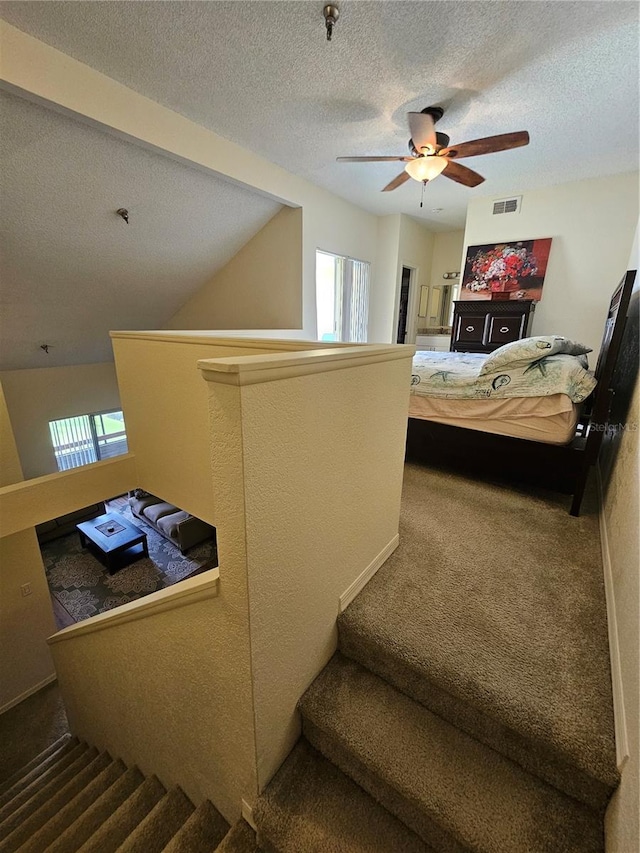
[39,493,217,629]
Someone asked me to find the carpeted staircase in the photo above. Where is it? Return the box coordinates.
[3,465,617,852]
[253,464,617,852]
[0,734,257,853]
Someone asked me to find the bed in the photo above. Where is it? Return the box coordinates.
[405,270,637,516]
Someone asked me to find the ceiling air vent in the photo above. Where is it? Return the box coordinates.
[493,196,521,215]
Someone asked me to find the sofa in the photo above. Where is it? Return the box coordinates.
[36,502,106,544]
[128,492,215,554]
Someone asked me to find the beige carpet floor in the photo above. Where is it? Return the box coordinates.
[339,463,617,808]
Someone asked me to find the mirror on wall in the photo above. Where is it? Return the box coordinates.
[417,285,454,331]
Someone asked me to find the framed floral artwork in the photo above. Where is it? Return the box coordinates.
[460,238,553,301]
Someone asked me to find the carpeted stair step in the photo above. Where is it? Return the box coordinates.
[214,820,257,853]
[47,765,145,853]
[254,739,432,853]
[117,786,195,853]
[17,758,126,853]
[0,740,88,825]
[161,799,230,853]
[0,735,75,804]
[337,464,618,812]
[76,775,166,853]
[338,606,615,811]
[300,653,603,853]
[0,751,112,853]
[0,745,97,842]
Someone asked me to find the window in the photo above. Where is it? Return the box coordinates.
[316,250,370,343]
[49,410,128,472]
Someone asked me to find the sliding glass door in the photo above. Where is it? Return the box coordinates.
[49,410,128,471]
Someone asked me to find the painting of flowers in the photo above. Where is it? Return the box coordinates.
[460,238,552,301]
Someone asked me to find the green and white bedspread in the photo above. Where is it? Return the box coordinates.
[410,351,596,402]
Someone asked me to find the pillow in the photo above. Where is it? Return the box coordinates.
[479,335,592,375]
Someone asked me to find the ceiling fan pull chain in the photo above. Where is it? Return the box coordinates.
[420,180,426,208]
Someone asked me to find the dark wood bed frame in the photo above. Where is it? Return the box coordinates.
[405,269,638,516]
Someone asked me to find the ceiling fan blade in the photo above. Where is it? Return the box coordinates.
[337,156,412,162]
[441,131,529,160]
[442,160,485,187]
[382,171,411,192]
[407,112,437,153]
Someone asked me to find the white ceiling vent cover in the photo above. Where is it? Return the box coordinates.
[493,196,522,215]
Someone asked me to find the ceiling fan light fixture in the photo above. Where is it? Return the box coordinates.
[405,156,447,183]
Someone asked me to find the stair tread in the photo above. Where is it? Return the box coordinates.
[0,751,112,853]
[117,786,195,853]
[0,745,96,844]
[0,735,74,802]
[161,800,230,853]
[303,653,604,853]
[0,741,87,824]
[46,765,145,853]
[254,740,432,853]
[18,759,126,853]
[214,820,256,853]
[77,775,166,853]
[338,464,618,810]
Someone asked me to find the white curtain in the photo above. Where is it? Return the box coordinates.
[49,415,97,471]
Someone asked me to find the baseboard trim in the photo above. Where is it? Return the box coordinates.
[0,673,57,716]
[339,534,400,613]
[241,798,256,830]
[596,463,629,770]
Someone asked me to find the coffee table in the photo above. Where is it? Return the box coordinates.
[77,512,148,574]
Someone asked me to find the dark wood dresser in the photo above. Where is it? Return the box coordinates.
[450,300,535,353]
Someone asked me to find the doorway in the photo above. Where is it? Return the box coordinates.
[396,267,412,344]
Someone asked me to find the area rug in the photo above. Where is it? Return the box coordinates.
[42,503,217,623]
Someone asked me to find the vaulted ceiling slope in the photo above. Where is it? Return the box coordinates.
[1,1,638,228]
[0,91,282,370]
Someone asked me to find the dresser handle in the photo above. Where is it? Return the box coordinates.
[466,325,475,332]
[499,326,509,333]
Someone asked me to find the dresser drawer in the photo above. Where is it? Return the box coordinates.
[453,316,486,344]
[486,314,526,345]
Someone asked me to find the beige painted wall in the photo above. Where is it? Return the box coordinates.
[429,230,465,289]
[47,337,412,821]
[231,353,413,789]
[0,382,23,486]
[167,207,302,331]
[603,375,639,852]
[0,455,137,539]
[369,214,401,343]
[0,363,122,480]
[110,335,296,524]
[51,580,255,824]
[462,172,639,357]
[603,225,639,853]
[397,215,435,343]
[0,381,56,712]
[0,528,57,712]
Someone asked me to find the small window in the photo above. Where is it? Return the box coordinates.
[316,250,370,343]
[49,410,128,472]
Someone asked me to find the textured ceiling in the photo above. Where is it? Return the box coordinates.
[0,91,281,370]
[1,1,638,231]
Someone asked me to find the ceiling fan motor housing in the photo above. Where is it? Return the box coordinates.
[422,106,444,122]
[409,131,450,156]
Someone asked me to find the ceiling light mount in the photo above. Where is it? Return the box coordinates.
[323,4,339,41]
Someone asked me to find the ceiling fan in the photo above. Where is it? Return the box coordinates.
[337,106,529,193]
